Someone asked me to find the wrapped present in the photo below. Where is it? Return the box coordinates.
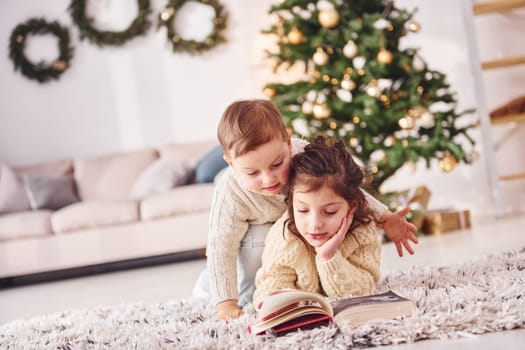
[380,186,431,231]
[422,209,471,234]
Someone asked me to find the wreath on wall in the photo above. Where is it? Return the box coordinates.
[8,18,74,83]
[158,0,228,55]
[68,0,152,47]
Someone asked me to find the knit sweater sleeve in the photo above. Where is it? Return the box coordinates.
[206,175,251,304]
[361,189,388,218]
[253,214,302,308]
[315,223,381,298]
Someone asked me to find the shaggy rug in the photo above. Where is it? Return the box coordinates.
[1,248,524,349]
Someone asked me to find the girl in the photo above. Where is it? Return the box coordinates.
[253,136,381,307]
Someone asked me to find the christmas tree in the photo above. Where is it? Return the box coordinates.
[261,0,477,192]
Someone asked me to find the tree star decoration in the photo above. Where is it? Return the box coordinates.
[8,18,74,83]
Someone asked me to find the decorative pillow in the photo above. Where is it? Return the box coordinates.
[0,165,31,214]
[21,173,79,210]
[130,157,194,199]
[195,145,228,183]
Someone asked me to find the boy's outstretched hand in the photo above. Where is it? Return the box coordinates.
[381,207,418,257]
[216,299,243,321]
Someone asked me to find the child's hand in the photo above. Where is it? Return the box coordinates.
[216,299,243,320]
[382,207,418,257]
[316,210,353,261]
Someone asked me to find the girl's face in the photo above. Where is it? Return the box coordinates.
[227,139,292,196]
[292,183,352,248]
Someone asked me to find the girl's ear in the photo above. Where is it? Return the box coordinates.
[347,204,357,217]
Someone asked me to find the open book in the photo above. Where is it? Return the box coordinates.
[249,290,416,336]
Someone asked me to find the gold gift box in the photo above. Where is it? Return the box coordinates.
[422,209,471,234]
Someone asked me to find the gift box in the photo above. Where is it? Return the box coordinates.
[381,186,431,231]
[422,209,471,234]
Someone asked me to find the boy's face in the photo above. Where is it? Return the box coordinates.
[292,184,353,248]
[226,139,292,196]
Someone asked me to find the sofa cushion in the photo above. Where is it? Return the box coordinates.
[0,165,31,214]
[0,210,53,241]
[140,183,214,221]
[74,148,158,201]
[130,156,194,199]
[14,159,73,178]
[51,200,139,234]
[158,140,218,166]
[22,173,79,210]
[194,145,228,183]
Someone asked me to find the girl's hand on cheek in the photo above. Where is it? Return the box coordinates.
[315,209,353,261]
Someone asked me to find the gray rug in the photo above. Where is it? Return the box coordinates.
[1,249,524,349]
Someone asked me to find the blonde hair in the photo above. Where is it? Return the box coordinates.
[217,99,289,158]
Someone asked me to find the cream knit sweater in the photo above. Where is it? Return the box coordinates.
[253,213,381,308]
[206,138,387,304]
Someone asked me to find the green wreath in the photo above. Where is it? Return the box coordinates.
[158,0,228,55]
[69,0,151,47]
[9,18,73,83]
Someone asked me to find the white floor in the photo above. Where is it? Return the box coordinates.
[1,214,524,349]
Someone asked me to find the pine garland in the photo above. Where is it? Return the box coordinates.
[158,0,228,55]
[69,0,152,47]
[9,18,74,83]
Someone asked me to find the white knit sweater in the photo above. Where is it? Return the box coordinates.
[206,138,387,304]
[253,213,381,308]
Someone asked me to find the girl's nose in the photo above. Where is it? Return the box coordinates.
[311,214,323,231]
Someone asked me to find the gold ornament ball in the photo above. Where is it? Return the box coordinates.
[439,154,458,172]
[51,60,67,71]
[301,101,313,114]
[313,48,329,66]
[377,48,393,64]
[318,8,340,28]
[408,21,421,33]
[160,7,175,21]
[366,82,380,97]
[287,27,304,45]
[263,87,276,98]
[343,40,358,58]
[398,116,415,130]
[407,106,427,119]
[312,102,331,119]
[341,78,356,91]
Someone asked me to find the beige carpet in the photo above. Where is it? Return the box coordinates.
[0,248,523,349]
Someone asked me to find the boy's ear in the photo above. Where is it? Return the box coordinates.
[223,155,233,166]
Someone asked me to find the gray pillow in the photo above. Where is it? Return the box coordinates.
[22,173,79,210]
[130,157,194,199]
[0,165,31,214]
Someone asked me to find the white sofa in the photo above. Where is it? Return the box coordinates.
[0,140,222,286]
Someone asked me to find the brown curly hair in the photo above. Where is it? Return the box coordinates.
[286,136,377,241]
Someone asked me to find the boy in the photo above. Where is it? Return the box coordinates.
[197,99,417,320]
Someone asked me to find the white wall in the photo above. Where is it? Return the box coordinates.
[1,0,523,220]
